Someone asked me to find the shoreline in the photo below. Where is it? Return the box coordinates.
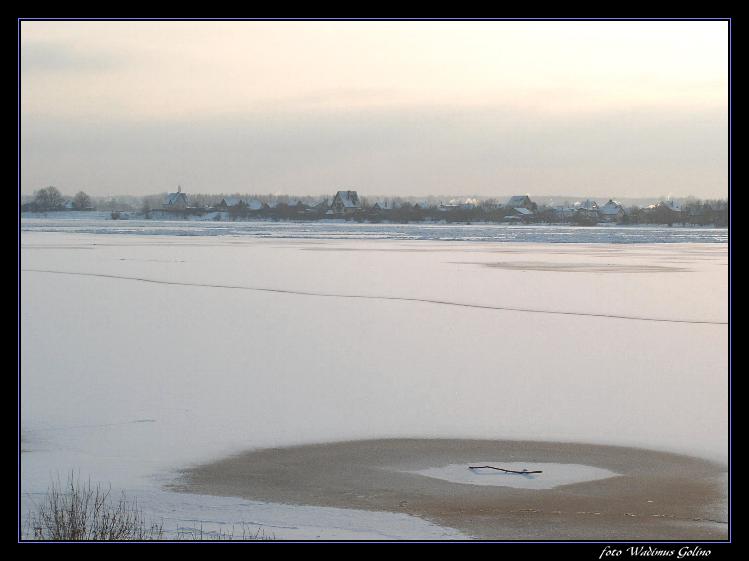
[170,439,728,540]
[20,213,728,229]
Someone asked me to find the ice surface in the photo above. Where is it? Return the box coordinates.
[20,227,728,538]
[119,489,468,540]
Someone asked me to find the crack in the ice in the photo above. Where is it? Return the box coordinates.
[22,269,727,326]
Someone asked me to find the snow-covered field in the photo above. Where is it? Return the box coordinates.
[20,229,728,539]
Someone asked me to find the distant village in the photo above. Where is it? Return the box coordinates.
[21,186,728,227]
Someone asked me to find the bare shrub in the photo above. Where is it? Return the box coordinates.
[25,472,273,541]
[26,473,163,541]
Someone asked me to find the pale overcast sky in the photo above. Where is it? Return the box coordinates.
[20,20,728,199]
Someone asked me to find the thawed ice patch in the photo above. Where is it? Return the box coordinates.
[405,462,620,490]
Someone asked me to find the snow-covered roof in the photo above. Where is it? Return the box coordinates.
[269,199,304,208]
[333,190,361,208]
[662,200,682,212]
[221,197,243,207]
[513,207,533,215]
[598,200,624,215]
[246,199,263,210]
[507,195,531,207]
[576,199,599,211]
[164,191,188,206]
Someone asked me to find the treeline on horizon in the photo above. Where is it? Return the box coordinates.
[21,186,729,227]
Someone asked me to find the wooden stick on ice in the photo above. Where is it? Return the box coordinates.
[468,465,543,474]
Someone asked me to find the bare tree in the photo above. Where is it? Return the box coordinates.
[34,186,64,210]
[72,191,92,210]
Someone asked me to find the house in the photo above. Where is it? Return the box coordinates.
[575,199,599,221]
[163,186,188,210]
[508,207,534,222]
[504,195,536,221]
[287,199,307,210]
[217,196,246,209]
[646,200,683,225]
[308,199,329,214]
[246,199,264,211]
[553,206,577,221]
[438,203,461,212]
[506,195,535,211]
[661,200,682,213]
[285,200,309,215]
[331,190,361,214]
[645,200,683,214]
[598,199,625,223]
[268,199,301,210]
[576,199,599,211]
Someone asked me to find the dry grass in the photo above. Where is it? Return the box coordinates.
[174,524,273,541]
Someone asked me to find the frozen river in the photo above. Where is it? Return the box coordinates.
[19,227,728,539]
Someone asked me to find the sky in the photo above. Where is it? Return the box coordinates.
[20,20,729,199]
